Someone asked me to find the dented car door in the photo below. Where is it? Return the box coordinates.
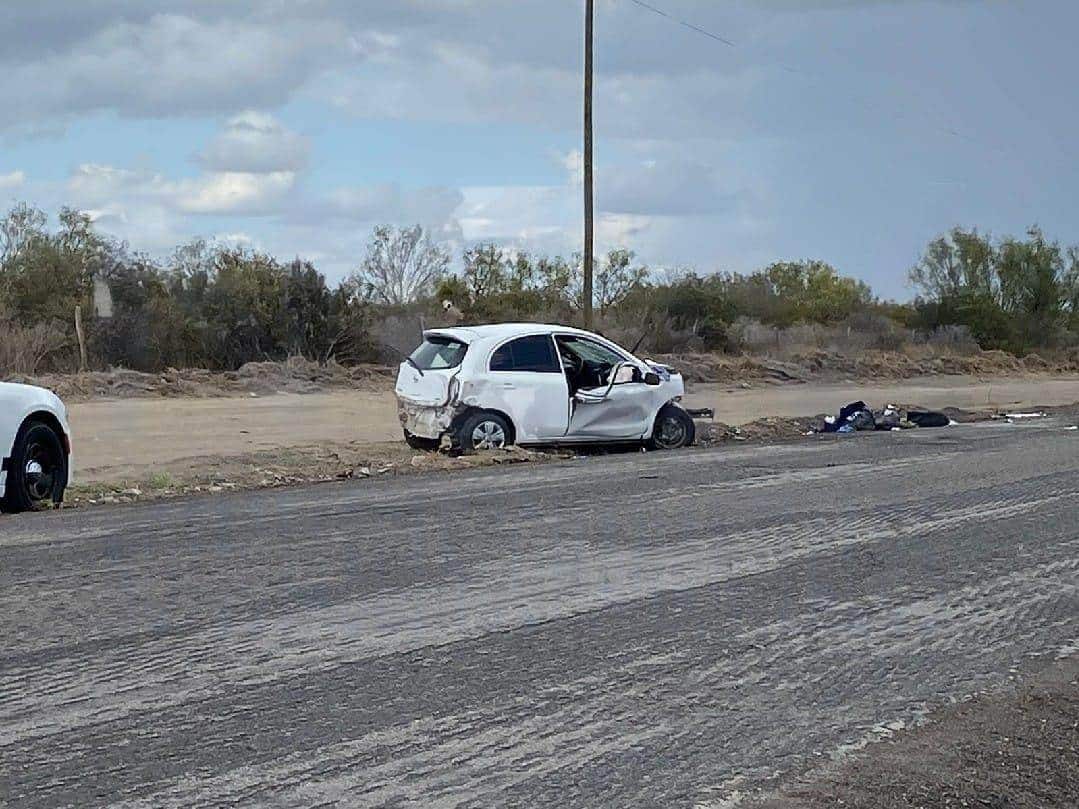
[568,383,655,439]
[558,336,655,440]
[485,334,570,441]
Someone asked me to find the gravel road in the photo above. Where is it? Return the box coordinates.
[69,374,1079,482]
[2,420,1077,807]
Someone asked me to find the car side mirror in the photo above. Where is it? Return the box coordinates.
[644,372,661,386]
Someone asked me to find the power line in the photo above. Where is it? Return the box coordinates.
[620,0,1013,161]
[626,0,735,47]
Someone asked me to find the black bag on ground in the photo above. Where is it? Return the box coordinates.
[907,409,950,429]
[821,401,875,433]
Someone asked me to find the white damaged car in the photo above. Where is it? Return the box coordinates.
[395,323,695,452]
[1,382,72,512]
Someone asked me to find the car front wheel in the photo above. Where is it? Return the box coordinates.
[3,421,67,513]
[648,404,696,450]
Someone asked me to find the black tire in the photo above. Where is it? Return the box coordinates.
[403,430,441,452]
[648,404,696,451]
[457,411,513,452]
[3,421,67,513]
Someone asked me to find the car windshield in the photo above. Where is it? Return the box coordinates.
[409,336,468,370]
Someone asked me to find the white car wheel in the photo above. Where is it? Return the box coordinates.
[471,420,507,450]
[458,412,513,452]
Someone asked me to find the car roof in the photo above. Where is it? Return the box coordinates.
[425,323,596,344]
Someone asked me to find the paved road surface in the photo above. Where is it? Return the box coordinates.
[2,421,1078,807]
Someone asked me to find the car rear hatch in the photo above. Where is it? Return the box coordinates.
[394,333,469,407]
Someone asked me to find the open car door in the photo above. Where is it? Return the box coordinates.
[557,336,655,440]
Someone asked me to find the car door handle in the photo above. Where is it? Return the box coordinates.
[500,383,515,389]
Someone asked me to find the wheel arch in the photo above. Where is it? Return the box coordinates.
[4,409,67,473]
[22,411,70,457]
[647,398,687,437]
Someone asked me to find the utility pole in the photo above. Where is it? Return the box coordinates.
[582,0,595,330]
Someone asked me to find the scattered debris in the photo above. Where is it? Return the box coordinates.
[815,402,955,435]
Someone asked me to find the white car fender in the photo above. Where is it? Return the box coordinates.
[0,382,73,497]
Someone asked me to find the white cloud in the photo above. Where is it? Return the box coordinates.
[68,163,298,217]
[196,112,310,174]
[0,171,26,190]
[0,14,347,130]
[177,172,298,215]
[212,232,257,249]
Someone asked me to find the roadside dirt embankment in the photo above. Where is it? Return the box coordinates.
[67,374,1079,490]
[11,348,1079,403]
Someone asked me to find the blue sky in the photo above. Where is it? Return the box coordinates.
[1,0,1076,299]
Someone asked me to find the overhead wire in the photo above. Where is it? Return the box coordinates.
[618,0,1014,161]
[625,0,735,47]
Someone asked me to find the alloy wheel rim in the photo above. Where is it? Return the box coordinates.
[655,416,687,449]
[472,421,507,450]
[24,442,58,502]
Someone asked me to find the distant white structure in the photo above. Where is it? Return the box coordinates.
[93,277,113,319]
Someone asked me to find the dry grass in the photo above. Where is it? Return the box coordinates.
[0,314,69,376]
[727,317,982,358]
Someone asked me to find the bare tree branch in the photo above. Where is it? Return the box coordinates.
[351,225,449,306]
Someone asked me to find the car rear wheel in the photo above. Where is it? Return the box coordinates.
[3,421,67,513]
[457,412,512,452]
[648,404,696,451]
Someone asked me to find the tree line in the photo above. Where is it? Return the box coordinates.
[2,201,1078,376]
[908,226,1079,355]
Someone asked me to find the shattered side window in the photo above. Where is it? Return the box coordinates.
[410,337,468,370]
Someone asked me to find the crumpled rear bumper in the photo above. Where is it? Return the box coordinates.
[398,400,458,440]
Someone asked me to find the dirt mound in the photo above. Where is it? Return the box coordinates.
[653,354,809,385]
[14,357,395,402]
[658,348,1079,385]
[11,347,1079,403]
[702,416,818,445]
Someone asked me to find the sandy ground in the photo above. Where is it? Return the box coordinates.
[755,653,1078,808]
[69,374,1079,484]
